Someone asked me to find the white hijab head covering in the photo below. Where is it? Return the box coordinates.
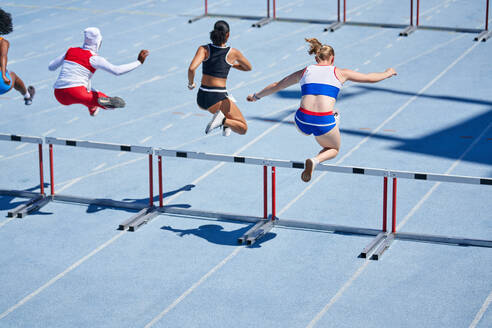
[82,27,102,53]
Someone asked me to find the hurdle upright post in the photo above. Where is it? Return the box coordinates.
[416,0,420,26]
[263,165,268,219]
[205,0,208,15]
[273,0,276,19]
[158,156,163,207]
[383,176,388,232]
[343,0,346,23]
[392,177,397,233]
[149,154,153,207]
[267,0,270,18]
[410,0,414,26]
[271,166,276,220]
[49,144,54,196]
[486,0,489,31]
[38,144,44,195]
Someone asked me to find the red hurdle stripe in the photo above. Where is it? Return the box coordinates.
[271,166,276,220]
[49,144,54,196]
[392,178,397,233]
[38,144,44,195]
[383,177,388,232]
[263,166,267,219]
[158,156,163,207]
[149,154,153,207]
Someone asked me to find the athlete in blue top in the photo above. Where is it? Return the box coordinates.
[0,8,35,105]
[247,38,396,182]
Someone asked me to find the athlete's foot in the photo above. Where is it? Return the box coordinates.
[222,126,231,137]
[301,158,316,182]
[24,86,35,105]
[88,106,99,116]
[97,96,125,109]
[205,110,225,134]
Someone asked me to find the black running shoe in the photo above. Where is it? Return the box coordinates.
[24,86,35,105]
[98,96,126,109]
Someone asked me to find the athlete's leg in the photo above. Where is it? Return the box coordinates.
[9,71,35,105]
[207,98,248,135]
[301,126,341,182]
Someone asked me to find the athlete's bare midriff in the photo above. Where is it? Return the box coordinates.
[300,94,336,112]
[201,74,227,88]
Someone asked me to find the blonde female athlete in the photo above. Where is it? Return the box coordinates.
[188,20,252,136]
[247,38,396,182]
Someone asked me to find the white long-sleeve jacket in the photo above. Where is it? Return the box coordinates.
[48,27,141,89]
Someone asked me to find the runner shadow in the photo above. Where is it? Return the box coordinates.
[86,184,195,213]
[161,223,276,247]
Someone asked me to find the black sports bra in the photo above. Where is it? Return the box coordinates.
[202,44,232,79]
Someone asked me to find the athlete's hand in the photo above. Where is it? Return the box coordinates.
[246,93,260,102]
[385,68,397,78]
[138,50,149,64]
[2,74,10,85]
[187,82,195,90]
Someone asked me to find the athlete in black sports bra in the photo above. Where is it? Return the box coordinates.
[188,20,252,136]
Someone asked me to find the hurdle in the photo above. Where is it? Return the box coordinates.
[413,0,491,41]
[188,0,275,28]
[0,133,49,218]
[154,147,492,257]
[44,136,157,231]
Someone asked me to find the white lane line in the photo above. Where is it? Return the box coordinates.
[66,117,79,124]
[303,41,483,328]
[42,129,56,136]
[134,42,144,47]
[161,124,173,132]
[374,52,381,57]
[386,43,393,48]
[15,143,28,150]
[233,81,245,89]
[363,60,371,65]
[281,54,290,60]
[144,109,295,326]
[268,62,277,68]
[180,113,193,120]
[0,218,16,229]
[91,163,106,172]
[469,290,492,328]
[144,247,242,328]
[306,261,371,328]
[151,34,160,39]
[117,152,127,157]
[117,49,128,54]
[0,150,38,162]
[252,71,262,78]
[64,36,73,41]
[167,66,178,72]
[397,121,492,231]
[139,136,152,144]
[0,155,3,159]
[297,45,305,51]
[0,231,126,321]
[44,43,56,50]
[167,27,176,32]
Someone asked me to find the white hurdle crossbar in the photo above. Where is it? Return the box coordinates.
[0,133,48,218]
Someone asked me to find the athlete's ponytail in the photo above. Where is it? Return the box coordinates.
[305,38,335,61]
[0,9,13,35]
[210,20,230,46]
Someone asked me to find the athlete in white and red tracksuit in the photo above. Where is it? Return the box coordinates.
[48,27,149,116]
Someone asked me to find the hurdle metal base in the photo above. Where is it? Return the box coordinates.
[371,234,395,260]
[188,14,207,23]
[399,25,416,37]
[238,219,269,244]
[474,30,492,42]
[252,17,273,28]
[359,232,387,258]
[324,21,343,32]
[7,194,50,218]
[119,207,158,232]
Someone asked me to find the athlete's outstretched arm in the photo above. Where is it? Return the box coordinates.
[247,68,304,102]
[0,39,10,84]
[338,68,396,84]
[90,50,148,76]
[48,53,66,71]
[230,48,252,71]
[187,46,207,89]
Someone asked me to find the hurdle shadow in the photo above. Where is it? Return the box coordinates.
[86,184,196,214]
[0,183,53,216]
[161,223,277,248]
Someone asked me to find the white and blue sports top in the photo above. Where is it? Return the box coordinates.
[299,64,343,99]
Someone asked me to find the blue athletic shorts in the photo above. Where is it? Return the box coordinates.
[294,107,337,136]
[0,70,12,95]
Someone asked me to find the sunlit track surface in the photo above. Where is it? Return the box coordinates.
[0,1,491,327]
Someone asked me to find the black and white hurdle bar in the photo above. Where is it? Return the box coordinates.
[44,136,157,231]
[155,148,492,257]
[0,133,49,218]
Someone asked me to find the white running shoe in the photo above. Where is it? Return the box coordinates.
[222,126,231,136]
[24,86,35,105]
[98,96,126,109]
[205,110,225,134]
